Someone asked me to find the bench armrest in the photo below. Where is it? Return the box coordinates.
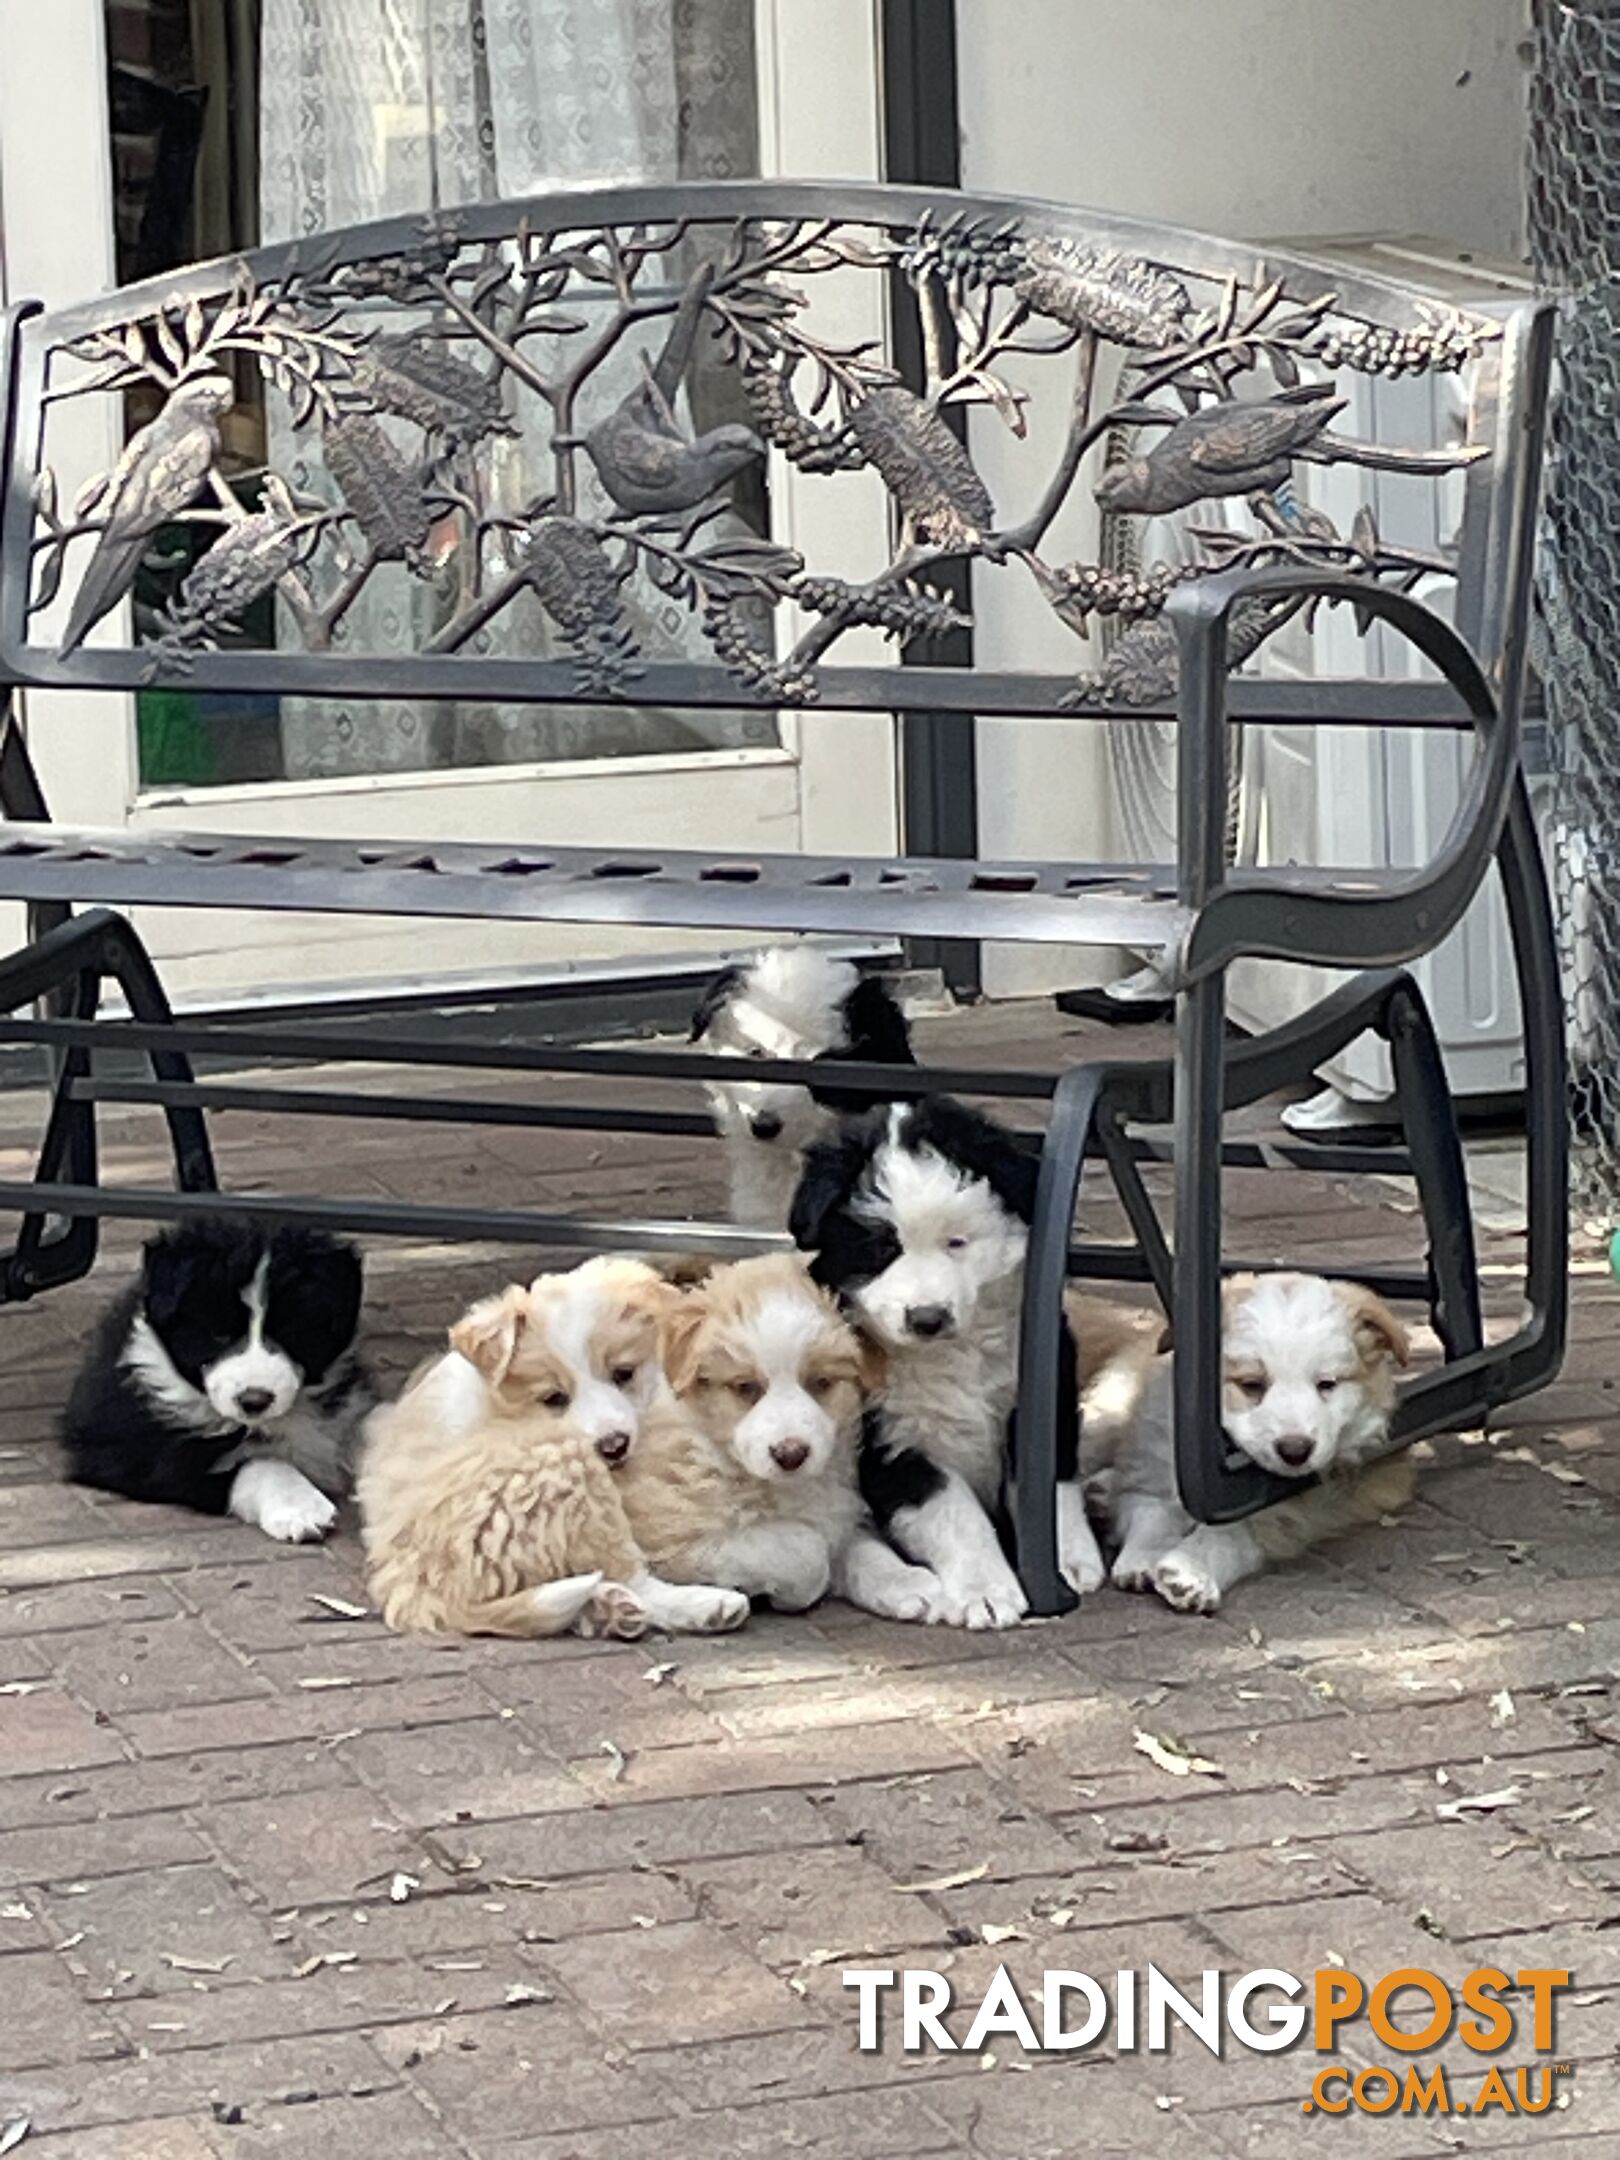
[1165,563,1521,983]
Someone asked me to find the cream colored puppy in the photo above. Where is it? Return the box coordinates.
[1084,1272,1415,1615]
[357,1259,748,1639]
[618,1253,875,1611]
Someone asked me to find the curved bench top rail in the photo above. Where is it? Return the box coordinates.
[0,179,1541,715]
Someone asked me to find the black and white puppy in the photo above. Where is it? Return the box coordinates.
[61,1218,370,1542]
[691,947,915,1230]
[791,1098,1103,1629]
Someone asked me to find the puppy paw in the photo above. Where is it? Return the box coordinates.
[1058,1529,1107,1597]
[702,1586,752,1634]
[578,1583,650,1641]
[940,1569,1029,1631]
[861,1562,950,1624]
[1109,1555,1157,1595]
[1151,1551,1221,1615]
[230,1460,337,1543]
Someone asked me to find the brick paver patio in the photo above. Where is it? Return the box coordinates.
[1,999,1616,2158]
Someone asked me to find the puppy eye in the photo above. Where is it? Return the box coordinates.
[610,1364,639,1388]
[539,1388,571,1412]
[1316,1377,1341,1397]
[731,1378,764,1405]
[1235,1377,1266,1405]
[806,1374,836,1399]
[945,1235,968,1252]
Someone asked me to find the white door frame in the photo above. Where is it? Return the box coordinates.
[0,0,900,1005]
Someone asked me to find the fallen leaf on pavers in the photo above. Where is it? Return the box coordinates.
[1544,1463,1589,1485]
[1108,1830,1169,1854]
[307,1594,370,1620]
[600,1739,630,1782]
[642,1663,677,1687]
[1415,1909,1444,1937]
[390,1873,420,1904]
[0,2119,29,2154]
[293,1951,358,1977]
[0,1682,43,1698]
[504,1982,551,2006]
[1490,1689,1517,1728]
[1,1904,31,1923]
[980,1924,1027,1947]
[160,1952,234,1975]
[897,1862,990,1894]
[298,1676,360,1691]
[1436,1787,1523,1820]
[1555,1805,1597,1825]
[1047,1908,1074,1928]
[1134,1730,1223,1779]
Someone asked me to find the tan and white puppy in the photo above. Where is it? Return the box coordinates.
[1086,1272,1414,1615]
[357,1259,748,1639]
[618,1253,874,1611]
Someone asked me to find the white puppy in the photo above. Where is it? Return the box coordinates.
[1087,1272,1415,1615]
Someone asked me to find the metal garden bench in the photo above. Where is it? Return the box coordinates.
[0,181,1566,1614]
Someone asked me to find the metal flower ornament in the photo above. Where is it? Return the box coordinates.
[24,203,1495,701]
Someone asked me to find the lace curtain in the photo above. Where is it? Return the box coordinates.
[258,0,768,778]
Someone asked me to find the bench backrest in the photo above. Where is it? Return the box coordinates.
[0,180,1545,727]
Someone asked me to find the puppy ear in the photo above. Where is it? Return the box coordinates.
[788,1123,868,1250]
[689,964,744,1042]
[842,975,915,1066]
[450,1287,528,1386]
[658,1293,708,1396]
[1340,1283,1411,1370]
[855,1328,888,1393]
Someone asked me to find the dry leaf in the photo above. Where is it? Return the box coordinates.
[642,1663,677,1688]
[1134,1730,1223,1780]
[293,1951,358,1977]
[897,1862,989,1894]
[980,1923,1027,1946]
[1490,1689,1517,1728]
[298,1676,359,1691]
[1436,1787,1522,1820]
[308,1593,370,1620]
[600,1739,630,1783]
[0,2119,29,2155]
[0,1682,43,1698]
[1544,1463,1587,1485]
[389,1872,420,1904]
[504,1982,550,2006]
[160,1952,233,1975]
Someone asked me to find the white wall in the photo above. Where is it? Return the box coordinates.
[955,0,1531,996]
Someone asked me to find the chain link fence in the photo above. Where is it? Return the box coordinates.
[1528,0,1620,1215]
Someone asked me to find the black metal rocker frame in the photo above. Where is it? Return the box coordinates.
[0,181,1568,1616]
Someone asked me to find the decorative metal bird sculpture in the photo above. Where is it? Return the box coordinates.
[558,264,766,517]
[1093,382,1347,519]
[62,371,235,654]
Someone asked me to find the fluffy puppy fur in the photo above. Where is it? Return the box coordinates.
[61,1217,369,1542]
[691,947,915,1229]
[616,1253,873,1611]
[1085,1271,1415,1614]
[357,1259,749,1640]
[792,1098,1104,1630]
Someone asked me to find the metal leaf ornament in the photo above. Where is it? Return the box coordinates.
[847,385,994,549]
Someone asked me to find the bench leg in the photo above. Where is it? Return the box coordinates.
[1386,976,1483,1361]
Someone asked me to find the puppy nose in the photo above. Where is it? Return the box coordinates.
[596,1431,632,1466]
[770,1438,810,1472]
[750,1111,784,1141]
[235,1388,274,1419]
[1274,1435,1314,1469]
[905,1304,951,1340]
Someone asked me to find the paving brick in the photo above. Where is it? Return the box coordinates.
[0,1483,110,1550]
[0,1811,206,1891]
[432,1788,842,1880]
[0,1949,130,2071]
[1334,1819,1614,1941]
[42,1862,294,1993]
[198,1788,439,1911]
[490,1653,742,1758]
[0,1688,125,1778]
[9,2031,398,2134]
[483,2086,965,2160]
[821,1767,1087,1885]
[16,2120,221,2160]
[170,1557,376,1659]
[928,2059,1232,2160]
[566,1719,974,1805]
[338,1717,592,1827]
[0,1575,186,1639]
[536,1916,800,2047]
[287,1871,697,1961]
[47,1620,268,1716]
[205,2088,461,2158]
[701,1653,1096,1743]
[0,1741,354,1834]
[376,2004,667,2139]
[683,1845,955,1969]
[123,1675,478,1758]
[939,1842,1363,1934]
